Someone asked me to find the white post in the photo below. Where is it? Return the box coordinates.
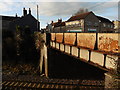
[39,33,48,77]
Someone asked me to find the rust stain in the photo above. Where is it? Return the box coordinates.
[64,33,76,45]
[77,33,96,49]
[98,35,119,53]
[56,33,63,43]
[51,33,55,41]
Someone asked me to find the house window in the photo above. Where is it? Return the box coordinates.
[88,28,97,31]
[103,23,106,27]
[108,24,110,28]
[111,25,113,28]
[94,22,98,26]
[87,21,92,25]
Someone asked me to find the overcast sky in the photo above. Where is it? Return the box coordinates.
[0,0,119,29]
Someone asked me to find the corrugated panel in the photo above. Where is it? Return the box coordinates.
[98,33,119,53]
[64,33,76,45]
[51,33,55,41]
[77,33,96,49]
[56,33,63,43]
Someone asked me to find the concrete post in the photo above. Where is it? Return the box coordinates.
[40,48,43,74]
[44,44,48,77]
[39,33,48,77]
[104,57,120,89]
[104,72,119,89]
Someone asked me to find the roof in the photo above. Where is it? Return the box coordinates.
[67,11,92,22]
[96,16,113,24]
[16,14,39,22]
[1,15,20,21]
[52,22,65,27]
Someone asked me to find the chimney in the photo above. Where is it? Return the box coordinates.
[29,8,31,15]
[23,8,27,16]
[51,21,53,24]
[58,18,62,23]
[15,13,18,17]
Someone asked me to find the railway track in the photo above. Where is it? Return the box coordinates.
[2,79,105,90]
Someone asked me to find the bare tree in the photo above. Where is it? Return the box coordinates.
[74,8,89,16]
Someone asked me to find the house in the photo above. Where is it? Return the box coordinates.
[113,20,120,32]
[96,16,114,33]
[46,19,66,33]
[1,8,40,33]
[10,8,40,33]
[65,11,114,33]
[65,11,99,32]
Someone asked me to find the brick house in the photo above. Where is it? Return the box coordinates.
[46,19,66,33]
[66,11,99,32]
[65,11,114,33]
[96,16,114,33]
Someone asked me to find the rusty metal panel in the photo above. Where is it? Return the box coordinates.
[56,33,63,43]
[51,33,55,41]
[98,33,119,53]
[64,33,76,45]
[77,33,96,49]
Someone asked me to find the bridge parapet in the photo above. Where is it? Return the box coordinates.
[98,33,119,53]
[50,33,120,72]
[51,33,120,53]
[77,33,96,49]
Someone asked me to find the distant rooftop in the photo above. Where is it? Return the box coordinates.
[0,15,20,21]
[67,11,92,22]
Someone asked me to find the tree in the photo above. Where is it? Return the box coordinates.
[74,8,89,16]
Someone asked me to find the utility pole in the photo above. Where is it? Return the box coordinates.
[37,5,39,31]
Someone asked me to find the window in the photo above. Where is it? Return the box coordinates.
[87,21,92,25]
[111,25,113,28]
[88,28,97,31]
[94,22,98,26]
[103,23,106,27]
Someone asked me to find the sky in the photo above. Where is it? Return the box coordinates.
[0,0,119,29]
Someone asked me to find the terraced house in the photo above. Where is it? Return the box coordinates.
[66,11,114,33]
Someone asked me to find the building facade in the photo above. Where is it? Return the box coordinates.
[113,20,120,32]
[46,19,66,33]
[96,16,114,33]
[66,12,99,32]
[65,11,114,33]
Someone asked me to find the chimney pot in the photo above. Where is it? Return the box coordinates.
[23,7,27,16]
[58,18,62,23]
[29,8,31,15]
